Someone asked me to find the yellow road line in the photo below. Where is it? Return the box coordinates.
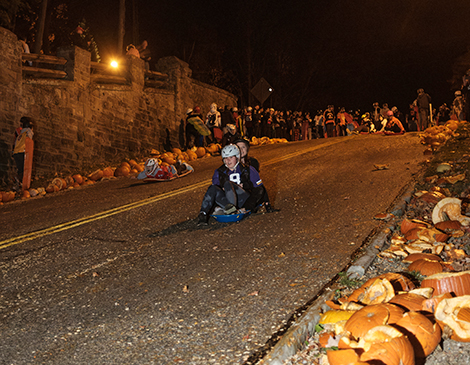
[0,138,345,250]
[0,180,210,250]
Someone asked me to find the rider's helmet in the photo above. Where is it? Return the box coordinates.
[387,110,394,117]
[186,108,193,115]
[221,144,240,159]
[193,106,201,113]
[455,90,462,96]
[144,158,159,176]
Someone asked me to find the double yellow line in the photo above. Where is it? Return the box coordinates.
[0,138,344,250]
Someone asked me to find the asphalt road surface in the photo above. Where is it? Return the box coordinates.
[0,134,427,364]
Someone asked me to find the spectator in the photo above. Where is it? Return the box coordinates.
[324,105,336,138]
[244,107,253,138]
[348,112,372,134]
[186,107,210,149]
[436,103,450,125]
[415,88,432,130]
[126,44,140,58]
[452,90,465,121]
[220,105,236,134]
[221,124,241,147]
[314,110,324,138]
[206,103,222,142]
[137,40,151,71]
[372,102,382,130]
[12,116,34,190]
[301,111,310,140]
[384,110,405,133]
[252,105,262,138]
[336,107,348,137]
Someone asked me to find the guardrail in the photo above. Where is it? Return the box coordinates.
[21,53,169,87]
[21,53,67,79]
[90,61,127,84]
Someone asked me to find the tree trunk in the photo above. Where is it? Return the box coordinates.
[33,0,48,54]
[118,0,125,54]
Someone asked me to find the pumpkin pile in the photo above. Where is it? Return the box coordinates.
[419,119,464,154]
[292,122,470,364]
[250,136,289,146]
[0,144,223,204]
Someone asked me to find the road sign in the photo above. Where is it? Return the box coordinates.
[250,78,273,104]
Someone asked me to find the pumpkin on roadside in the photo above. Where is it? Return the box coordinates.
[72,174,83,185]
[114,166,130,177]
[393,311,441,358]
[359,325,415,365]
[343,304,405,340]
[388,293,427,312]
[102,167,114,177]
[421,271,470,297]
[434,295,470,342]
[1,191,16,203]
[407,258,444,276]
[88,169,103,181]
[196,147,206,158]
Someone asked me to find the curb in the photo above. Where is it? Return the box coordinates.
[257,182,416,364]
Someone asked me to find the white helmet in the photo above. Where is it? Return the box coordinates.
[186,108,193,115]
[144,158,159,176]
[455,90,462,96]
[221,144,240,169]
[221,144,240,159]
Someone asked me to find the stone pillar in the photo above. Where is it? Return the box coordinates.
[156,56,193,128]
[57,46,91,86]
[125,55,145,91]
[0,27,23,186]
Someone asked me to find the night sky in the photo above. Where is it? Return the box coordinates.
[63,0,470,114]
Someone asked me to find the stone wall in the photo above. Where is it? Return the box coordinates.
[0,27,237,187]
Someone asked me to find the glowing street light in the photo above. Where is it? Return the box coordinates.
[110,60,119,68]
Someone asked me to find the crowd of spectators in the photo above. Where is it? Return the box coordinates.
[185,83,469,149]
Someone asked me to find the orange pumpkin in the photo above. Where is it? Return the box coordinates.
[114,166,130,177]
[327,348,361,365]
[393,311,441,358]
[400,218,427,235]
[421,271,470,297]
[388,293,427,312]
[344,304,405,340]
[196,147,206,158]
[102,167,114,177]
[435,295,470,342]
[408,258,443,276]
[421,293,453,313]
[359,325,415,365]
[52,177,67,190]
[1,191,16,203]
[402,253,443,263]
[346,273,415,304]
[72,174,83,184]
[88,169,103,181]
[21,190,30,199]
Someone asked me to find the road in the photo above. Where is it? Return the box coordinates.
[0,134,427,364]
